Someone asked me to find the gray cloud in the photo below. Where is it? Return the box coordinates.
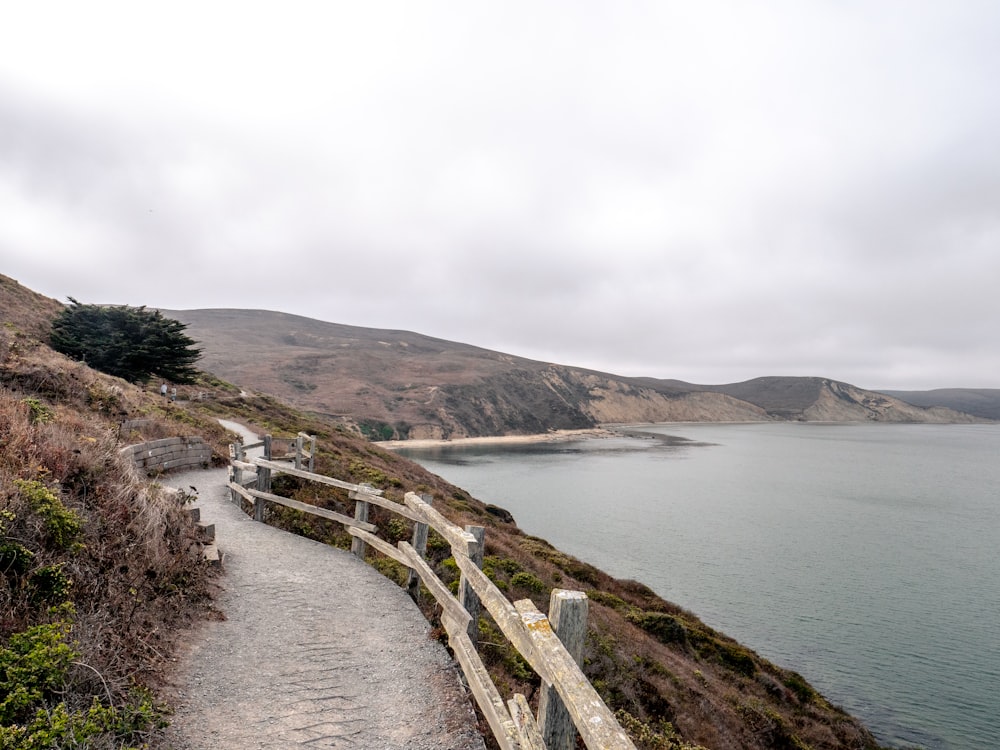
[3,2,1000,389]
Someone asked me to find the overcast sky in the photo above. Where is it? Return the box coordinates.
[3,2,999,390]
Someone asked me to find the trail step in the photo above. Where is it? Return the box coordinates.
[201,542,222,568]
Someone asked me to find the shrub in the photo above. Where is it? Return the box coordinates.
[782,671,817,704]
[0,510,34,575]
[628,611,689,647]
[21,398,53,425]
[28,564,73,604]
[716,642,757,677]
[0,620,76,724]
[347,460,390,487]
[615,709,708,750]
[14,480,83,552]
[510,571,546,593]
[0,693,161,749]
[371,556,408,586]
[484,555,521,575]
[588,589,632,613]
[385,517,409,544]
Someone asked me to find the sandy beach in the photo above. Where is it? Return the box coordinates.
[376,427,616,450]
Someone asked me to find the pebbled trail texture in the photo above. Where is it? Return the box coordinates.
[159,421,485,749]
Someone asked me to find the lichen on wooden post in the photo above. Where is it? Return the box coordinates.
[538,589,589,750]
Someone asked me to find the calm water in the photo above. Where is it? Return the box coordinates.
[398,423,1000,750]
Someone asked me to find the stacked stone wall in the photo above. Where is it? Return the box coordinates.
[121,436,212,474]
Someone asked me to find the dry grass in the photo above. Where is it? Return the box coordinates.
[0,290,885,750]
[1,325,221,746]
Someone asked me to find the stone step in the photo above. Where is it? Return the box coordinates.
[202,542,222,568]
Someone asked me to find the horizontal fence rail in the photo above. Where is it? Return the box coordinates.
[227,435,636,750]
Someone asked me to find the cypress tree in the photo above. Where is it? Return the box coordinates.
[50,299,201,384]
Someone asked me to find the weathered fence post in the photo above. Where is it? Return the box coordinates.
[228,444,239,505]
[294,434,304,470]
[538,589,589,750]
[406,493,432,599]
[308,434,316,472]
[350,484,373,560]
[459,525,485,641]
[257,465,272,493]
[256,457,271,519]
[263,434,272,461]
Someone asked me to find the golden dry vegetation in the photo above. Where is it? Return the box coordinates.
[1,275,884,749]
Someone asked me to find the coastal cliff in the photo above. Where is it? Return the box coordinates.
[163,307,982,439]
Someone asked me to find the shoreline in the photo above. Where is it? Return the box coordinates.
[376,427,617,450]
[375,419,960,451]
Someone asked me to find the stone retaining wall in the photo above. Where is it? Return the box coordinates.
[121,436,212,474]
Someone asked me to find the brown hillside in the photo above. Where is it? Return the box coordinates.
[2,281,885,750]
[164,308,978,438]
[0,273,65,338]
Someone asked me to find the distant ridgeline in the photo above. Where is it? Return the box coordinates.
[162,309,992,440]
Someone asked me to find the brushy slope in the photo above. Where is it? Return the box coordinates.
[0,277,884,750]
[1,320,225,747]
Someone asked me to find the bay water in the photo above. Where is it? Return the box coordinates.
[397,423,1000,750]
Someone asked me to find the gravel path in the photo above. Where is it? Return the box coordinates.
[159,421,486,750]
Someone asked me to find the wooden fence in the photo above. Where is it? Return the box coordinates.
[226,434,636,750]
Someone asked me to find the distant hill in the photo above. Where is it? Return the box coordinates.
[0,275,981,438]
[163,308,983,439]
[879,388,1000,420]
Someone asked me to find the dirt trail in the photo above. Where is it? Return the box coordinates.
[160,420,485,749]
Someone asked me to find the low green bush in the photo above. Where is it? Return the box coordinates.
[510,571,546,593]
[0,615,162,749]
[28,564,73,604]
[0,510,34,575]
[21,398,53,425]
[628,611,688,647]
[0,620,76,724]
[15,480,82,553]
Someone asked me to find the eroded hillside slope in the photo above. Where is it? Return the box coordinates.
[164,308,976,438]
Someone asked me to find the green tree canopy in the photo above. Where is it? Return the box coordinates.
[50,299,202,384]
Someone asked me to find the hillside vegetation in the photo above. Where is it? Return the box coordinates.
[0,298,226,747]
[164,308,982,440]
[2,275,885,749]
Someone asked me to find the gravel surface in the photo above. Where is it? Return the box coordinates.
[159,421,486,749]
